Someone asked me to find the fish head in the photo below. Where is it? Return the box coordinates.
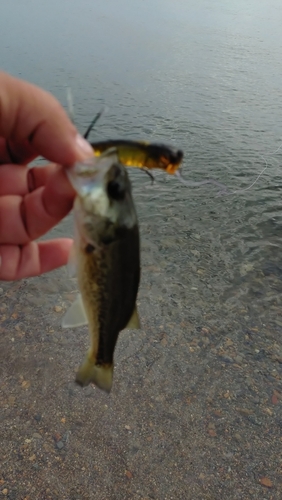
[146,143,183,173]
[67,149,137,242]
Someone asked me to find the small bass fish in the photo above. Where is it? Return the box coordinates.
[62,150,140,393]
[90,140,183,174]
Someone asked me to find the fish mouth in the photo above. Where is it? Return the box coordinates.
[67,150,127,197]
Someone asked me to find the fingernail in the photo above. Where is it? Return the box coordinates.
[75,134,94,160]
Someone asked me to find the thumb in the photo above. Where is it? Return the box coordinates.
[0,72,93,165]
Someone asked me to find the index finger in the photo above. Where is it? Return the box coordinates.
[0,72,93,165]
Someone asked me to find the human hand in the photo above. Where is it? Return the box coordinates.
[0,71,93,280]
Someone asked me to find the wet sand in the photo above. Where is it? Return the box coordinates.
[0,207,281,500]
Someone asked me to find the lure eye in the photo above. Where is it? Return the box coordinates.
[107,179,125,200]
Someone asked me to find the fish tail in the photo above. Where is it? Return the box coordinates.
[75,353,113,393]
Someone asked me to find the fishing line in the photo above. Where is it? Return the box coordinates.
[66,88,107,139]
[222,140,282,196]
[66,87,75,124]
[175,140,282,196]
[221,164,268,196]
[65,94,282,197]
[175,170,230,194]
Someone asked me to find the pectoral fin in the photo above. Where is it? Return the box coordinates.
[125,304,140,330]
[61,294,88,328]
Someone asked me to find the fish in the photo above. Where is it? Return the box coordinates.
[62,149,141,393]
[90,140,183,174]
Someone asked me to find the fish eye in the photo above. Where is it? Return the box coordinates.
[107,179,126,200]
[85,243,95,254]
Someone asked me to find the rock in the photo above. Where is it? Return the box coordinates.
[259,477,273,488]
[220,356,234,364]
[56,441,64,450]
[252,396,260,404]
[248,415,262,426]
[236,408,253,416]
[32,433,42,439]
[240,263,254,276]
[84,387,93,397]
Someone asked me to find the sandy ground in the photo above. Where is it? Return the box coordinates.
[1,198,282,500]
[0,238,281,500]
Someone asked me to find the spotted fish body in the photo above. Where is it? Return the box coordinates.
[62,152,140,392]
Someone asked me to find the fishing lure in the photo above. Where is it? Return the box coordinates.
[83,110,183,175]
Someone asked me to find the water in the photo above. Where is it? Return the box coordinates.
[1,1,282,498]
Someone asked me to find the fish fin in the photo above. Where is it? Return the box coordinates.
[61,294,88,328]
[67,240,77,278]
[76,355,113,393]
[125,304,141,330]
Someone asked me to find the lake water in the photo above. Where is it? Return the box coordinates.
[1,1,282,498]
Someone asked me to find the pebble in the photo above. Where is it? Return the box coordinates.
[25,295,46,307]
[220,356,234,364]
[248,415,262,426]
[54,305,63,313]
[190,249,200,258]
[84,387,93,397]
[240,263,254,276]
[245,377,253,387]
[56,441,64,450]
